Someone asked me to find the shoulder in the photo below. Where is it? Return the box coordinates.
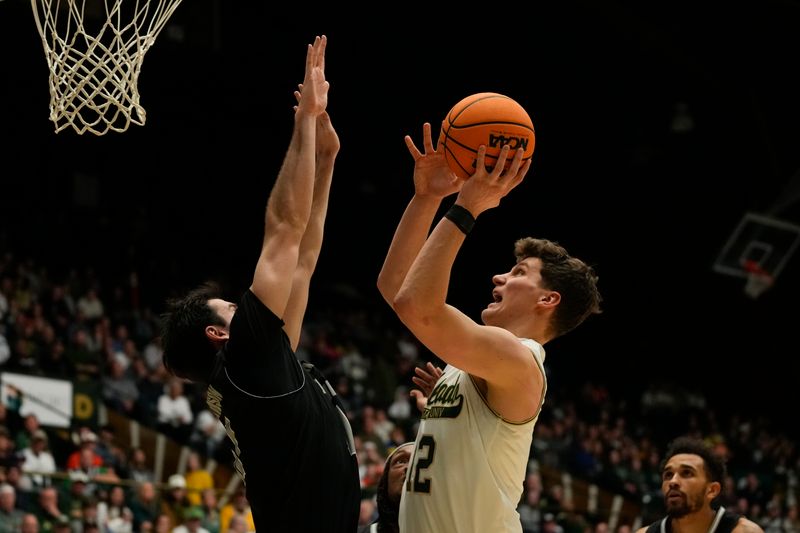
[733,517,764,533]
[518,338,546,365]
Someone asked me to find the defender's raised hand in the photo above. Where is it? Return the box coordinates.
[295,35,329,117]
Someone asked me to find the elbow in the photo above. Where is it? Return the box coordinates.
[391,291,410,315]
[267,211,308,241]
[377,270,403,309]
[392,290,428,326]
[297,248,320,273]
[376,273,392,305]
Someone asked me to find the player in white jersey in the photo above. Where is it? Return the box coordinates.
[377,122,602,533]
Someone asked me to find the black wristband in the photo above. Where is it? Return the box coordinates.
[444,204,476,235]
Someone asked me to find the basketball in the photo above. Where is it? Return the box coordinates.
[438,92,535,180]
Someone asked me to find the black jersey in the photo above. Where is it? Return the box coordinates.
[645,507,741,533]
[205,290,360,533]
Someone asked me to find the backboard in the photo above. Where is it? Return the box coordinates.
[713,212,800,298]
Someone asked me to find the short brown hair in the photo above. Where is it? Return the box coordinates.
[514,237,601,337]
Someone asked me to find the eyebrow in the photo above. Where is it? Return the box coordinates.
[664,462,698,473]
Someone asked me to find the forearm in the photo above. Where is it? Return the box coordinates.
[377,194,442,305]
[264,112,318,236]
[395,216,465,314]
[297,153,335,271]
[282,152,335,349]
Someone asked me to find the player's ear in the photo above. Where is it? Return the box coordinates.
[538,291,560,308]
[706,481,721,500]
[205,325,229,342]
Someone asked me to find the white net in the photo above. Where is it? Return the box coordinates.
[743,271,773,300]
[31,0,185,135]
[742,260,774,300]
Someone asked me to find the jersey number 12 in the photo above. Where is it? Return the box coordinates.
[406,435,436,494]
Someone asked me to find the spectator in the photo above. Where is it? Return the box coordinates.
[160,474,190,527]
[129,482,160,532]
[183,452,213,507]
[63,475,92,529]
[18,430,56,492]
[20,513,39,533]
[198,489,220,533]
[30,486,67,530]
[65,430,103,470]
[14,414,42,452]
[0,427,20,472]
[76,288,104,322]
[52,515,70,533]
[97,485,132,532]
[226,514,253,533]
[156,379,193,443]
[172,506,210,533]
[189,409,226,461]
[126,447,156,484]
[94,424,125,473]
[0,483,25,533]
[101,358,140,418]
[219,489,254,533]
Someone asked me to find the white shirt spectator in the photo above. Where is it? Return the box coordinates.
[19,431,57,491]
[76,288,104,321]
[192,409,226,450]
[157,380,194,427]
[387,386,412,421]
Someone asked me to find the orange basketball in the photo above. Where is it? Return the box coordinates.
[438,92,535,180]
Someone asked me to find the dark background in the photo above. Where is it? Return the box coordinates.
[2,1,799,420]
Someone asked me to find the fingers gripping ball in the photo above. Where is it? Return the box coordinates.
[438,92,535,180]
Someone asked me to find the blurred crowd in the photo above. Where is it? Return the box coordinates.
[0,251,797,532]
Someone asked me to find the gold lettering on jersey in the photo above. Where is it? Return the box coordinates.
[422,377,464,419]
[205,386,247,483]
[222,416,246,483]
[206,386,222,417]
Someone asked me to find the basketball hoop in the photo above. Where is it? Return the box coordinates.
[31,0,186,135]
[742,259,774,299]
[714,212,800,300]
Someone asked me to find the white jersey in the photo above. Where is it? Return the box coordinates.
[399,338,547,533]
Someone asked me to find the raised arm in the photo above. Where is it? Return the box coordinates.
[393,146,532,384]
[282,110,339,349]
[376,122,462,305]
[250,35,329,320]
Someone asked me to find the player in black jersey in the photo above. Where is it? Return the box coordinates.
[637,436,763,533]
[159,35,360,532]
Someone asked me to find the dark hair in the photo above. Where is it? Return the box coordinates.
[370,443,414,533]
[160,281,225,383]
[662,436,727,484]
[514,237,602,338]
[374,464,399,533]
